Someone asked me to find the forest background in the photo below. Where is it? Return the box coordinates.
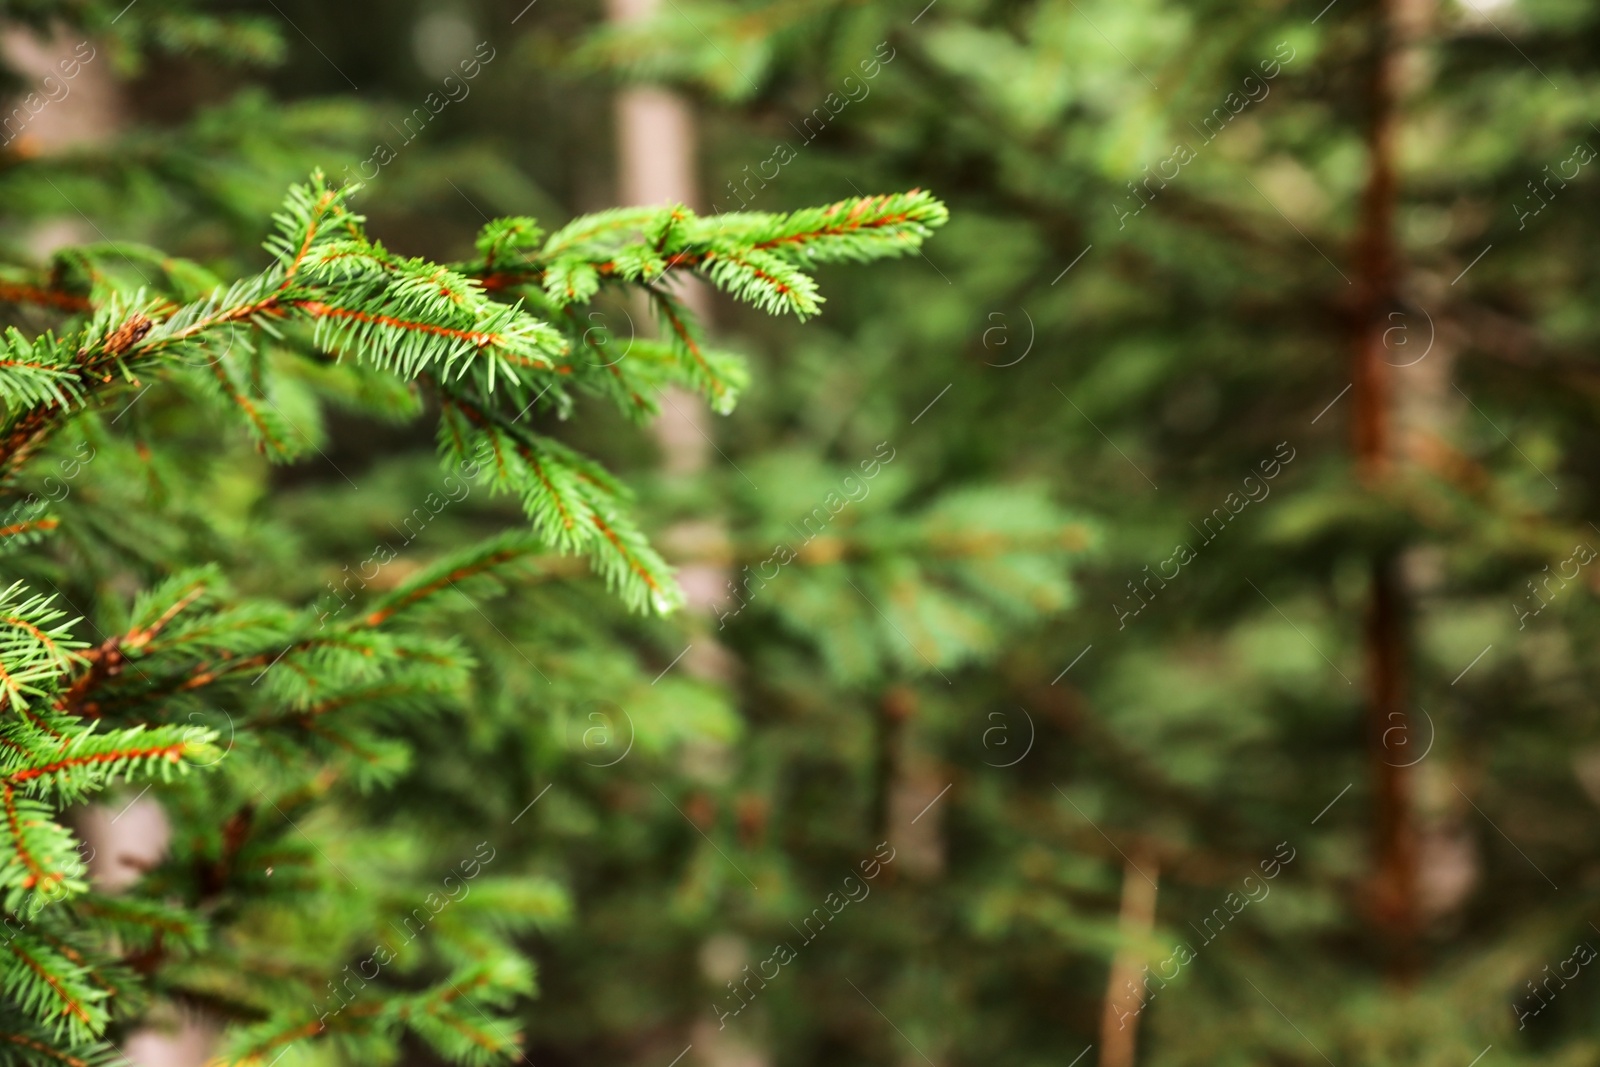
[3,0,1598,1065]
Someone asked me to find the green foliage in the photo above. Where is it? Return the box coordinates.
[0,12,944,1057]
[1,171,942,615]
[544,1,1600,1065]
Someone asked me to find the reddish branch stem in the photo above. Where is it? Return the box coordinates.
[0,281,92,314]
[2,1031,92,1067]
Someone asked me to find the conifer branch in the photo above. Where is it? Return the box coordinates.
[0,161,945,1064]
[0,282,92,315]
[359,532,546,627]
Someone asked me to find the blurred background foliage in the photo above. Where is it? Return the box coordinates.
[4,0,1600,1063]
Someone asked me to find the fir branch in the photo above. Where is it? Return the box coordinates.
[0,162,948,1063]
[6,740,197,789]
[72,895,205,954]
[0,282,92,315]
[201,347,296,460]
[3,933,101,1037]
[0,784,67,898]
[0,515,58,542]
[461,191,947,322]
[0,1027,108,1067]
[359,532,546,627]
[645,287,746,413]
[0,584,85,712]
[0,174,571,478]
[438,397,681,613]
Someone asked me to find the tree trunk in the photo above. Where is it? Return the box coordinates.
[1350,0,1420,974]
[605,0,714,479]
[1098,851,1160,1067]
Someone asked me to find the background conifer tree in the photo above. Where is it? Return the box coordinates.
[570,0,1600,1064]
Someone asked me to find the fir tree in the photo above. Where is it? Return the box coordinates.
[574,1,1600,1065]
[0,7,947,1060]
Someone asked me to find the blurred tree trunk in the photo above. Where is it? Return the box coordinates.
[879,686,947,880]
[605,7,753,1067]
[1098,852,1159,1067]
[1353,0,1421,975]
[606,0,713,479]
[605,0,736,645]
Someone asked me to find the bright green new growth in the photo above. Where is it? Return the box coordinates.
[0,173,943,1064]
[1,173,946,615]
